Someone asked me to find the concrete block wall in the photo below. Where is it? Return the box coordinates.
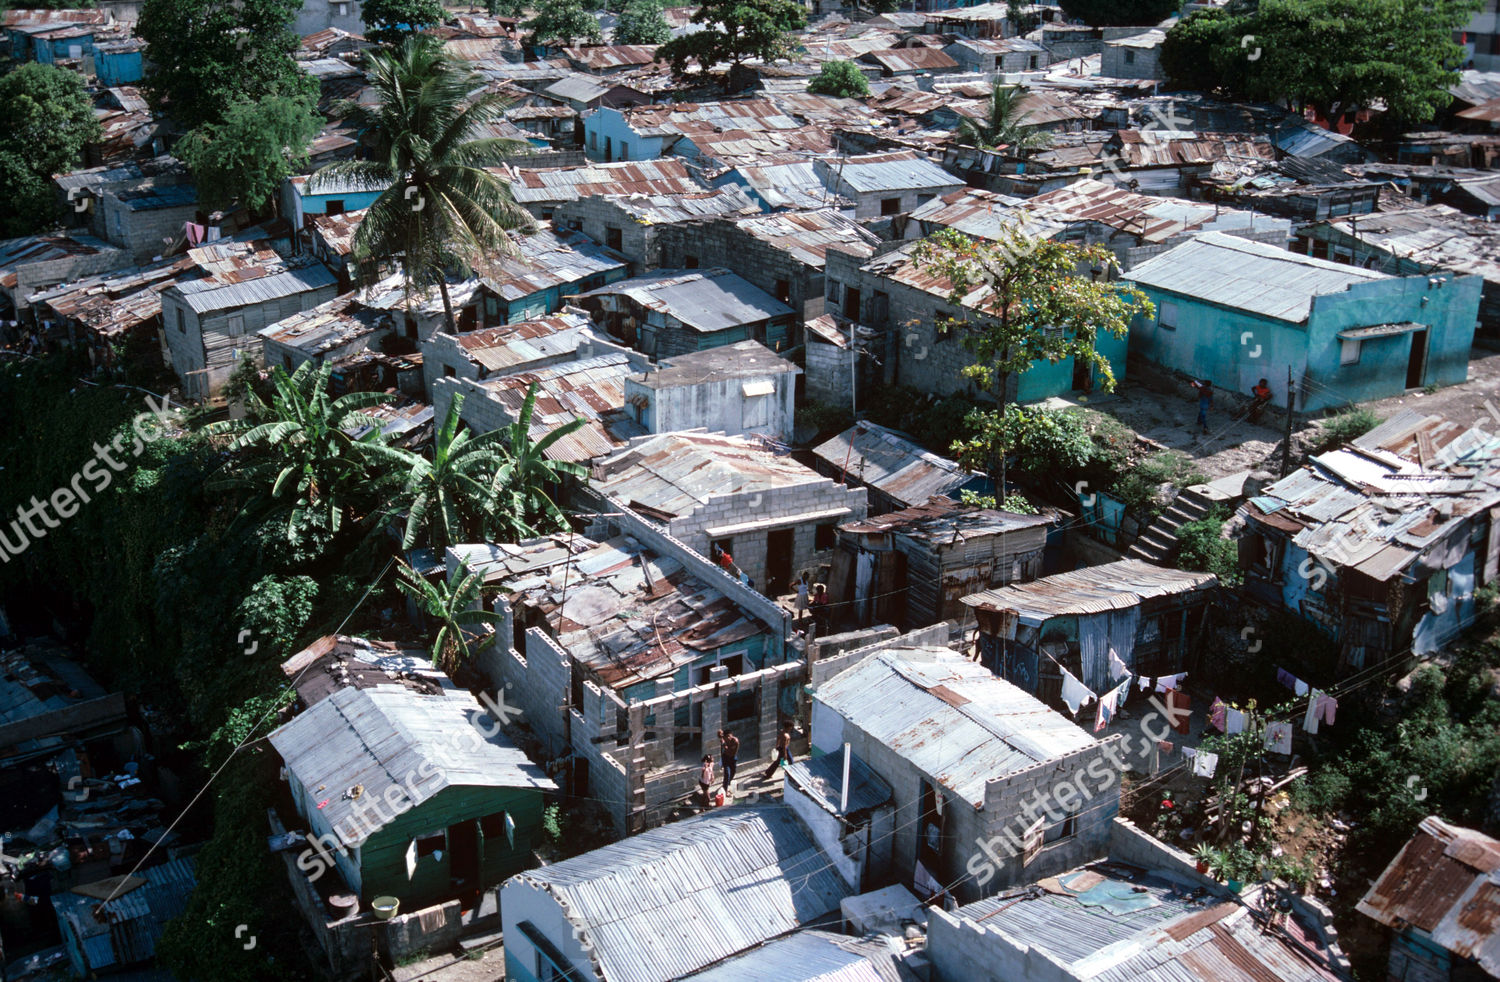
[474,617,570,757]
[806,336,856,406]
[658,219,826,324]
[666,481,868,597]
[553,197,658,273]
[969,737,1122,900]
[100,198,198,263]
[435,375,515,435]
[927,905,1077,982]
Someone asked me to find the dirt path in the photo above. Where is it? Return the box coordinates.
[1048,348,1500,482]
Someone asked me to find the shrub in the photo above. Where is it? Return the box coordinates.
[1110,451,1204,523]
[1313,408,1381,453]
[807,59,869,98]
[1176,505,1240,585]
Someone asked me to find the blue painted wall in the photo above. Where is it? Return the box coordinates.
[300,189,384,216]
[583,106,666,162]
[97,48,144,86]
[1130,273,1481,412]
[1015,326,1129,403]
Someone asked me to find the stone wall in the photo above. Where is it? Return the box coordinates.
[806,334,856,406]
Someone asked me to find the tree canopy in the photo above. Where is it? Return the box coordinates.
[956,82,1050,152]
[1058,0,1180,27]
[522,0,604,47]
[615,0,673,44]
[313,37,534,331]
[807,59,869,98]
[0,63,102,179]
[177,93,323,212]
[360,0,445,45]
[138,0,313,130]
[1161,0,1481,127]
[658,0,806,76]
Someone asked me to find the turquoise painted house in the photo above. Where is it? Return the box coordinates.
[268,638,556,911]
[31,23,93,63]
[282,173,389,231]
[94,39,145,85]
[1126,232,1482,412]
[824,243,1131,404]
[475,227,630,324]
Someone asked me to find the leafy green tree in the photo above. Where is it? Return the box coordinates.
[522,0,604,47]
[205,361,390,537]
[0,64,102,179]
[912,224,1152,403]
[0,152,60,236]
[957,82,1050,152]
[952,405,1097,483]
[313,38,534,332]
[615,0,672,44]
[234,573,319,656]
[364,393,527,551]
[807,59,869,98]
[177,93,322,212]
[489,382,588,533]
[1163,0,1480,127]
[138,0,313,130]
[360,0,444,45]
[659,0,806,76]
[1059,0,1180,26]
[912,224,1151,490]
[396,560,504,671]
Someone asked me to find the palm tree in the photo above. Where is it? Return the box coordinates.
[486,382,588,535]
[957,83,1052,153]
[312,36,535,333]
[364,392,531,552]
[396,560,503,673]
[206,361,390,534]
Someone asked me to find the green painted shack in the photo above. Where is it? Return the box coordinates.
[269,651,556,911]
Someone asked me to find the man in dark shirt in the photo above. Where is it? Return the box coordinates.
[762,726,793,780]
[717,729,739,794]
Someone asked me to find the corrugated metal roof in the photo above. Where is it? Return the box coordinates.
[562,43,660,70]
[1126,231,1385,323]
[963,559,1216,623]
[0,231,111,289]
[828,150,962,194]
[862,47,960,72]
[728,209,880,268]
[52,858,198,973]
[1321,205,1500,285]
[683,930,903,982]
[620,98,803,138]
[505,159,704,205]
[174,262,337,314]
[477,227,629,301]
[955,860,1345,981]
[593,432,827,519]
[632,339,798,389]
[452,531,770,688]
[507,804,851,982]
[811,421,982,508]
[1244,410,1500,579]
[722,158,838,210]
[449,311,593,373]
[1357,816,1500,976]
[577,186,758,226]
[815,647,1097,807]
[465,353,642,462]
[544,73,613,103]
[308,207,364,256]
[576,268,792,333]
[839,495,1053,543]
[785,751,892,817]
[259,287,391,354]
[269,681,555,838]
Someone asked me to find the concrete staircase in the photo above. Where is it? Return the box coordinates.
[1128,483,1234,565]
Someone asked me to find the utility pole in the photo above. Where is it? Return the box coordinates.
[849,317,857,420]
[1280,367,1296,477]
